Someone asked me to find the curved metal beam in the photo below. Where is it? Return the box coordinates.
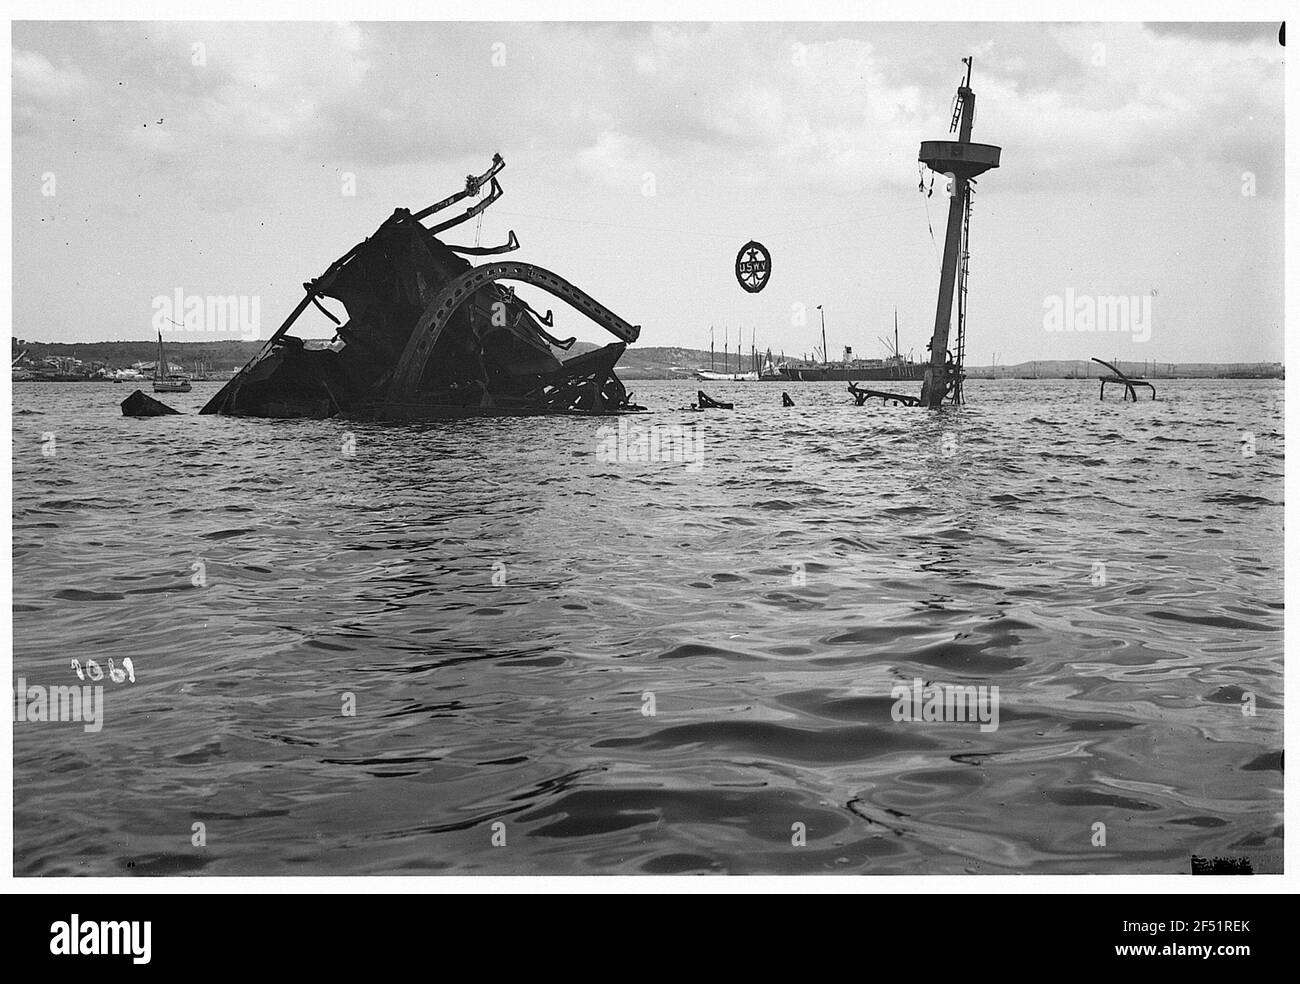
[386,261,640,405]
[411,154,505,222]
[446,230,520,256]
[1090,357,1125,377]
[426,177,503,234]
[1092,356,1156,400]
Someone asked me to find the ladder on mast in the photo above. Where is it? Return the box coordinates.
[952,186,972,404]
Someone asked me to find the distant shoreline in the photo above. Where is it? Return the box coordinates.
[12,339,1285,382]
[14,372,1284,383]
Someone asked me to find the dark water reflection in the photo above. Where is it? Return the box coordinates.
[11,378,1283,874]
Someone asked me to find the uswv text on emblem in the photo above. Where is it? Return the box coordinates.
[735,240,771,293]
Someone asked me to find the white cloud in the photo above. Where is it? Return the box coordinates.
[12,48,90,106]
[575,130,657,192]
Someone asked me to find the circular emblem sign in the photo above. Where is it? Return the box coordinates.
[735,240,771,293]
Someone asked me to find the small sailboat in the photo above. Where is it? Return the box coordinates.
[153,332,192,393]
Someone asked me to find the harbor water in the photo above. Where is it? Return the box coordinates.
[11,378,1283,874]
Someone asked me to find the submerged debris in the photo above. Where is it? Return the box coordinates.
[693,390,733,410]
[848,382,921,407]
[200,155,644,420]
[1093,357,1157,401]
[121,389,182,416]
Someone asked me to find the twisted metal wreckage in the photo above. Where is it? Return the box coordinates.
[125,154,644,420]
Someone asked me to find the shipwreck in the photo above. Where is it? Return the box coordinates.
[851,56,1001,409]
[190,155,643,420]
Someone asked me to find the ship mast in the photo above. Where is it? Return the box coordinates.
[918,58,1001,408]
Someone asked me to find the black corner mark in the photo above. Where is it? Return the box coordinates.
[1191,854,1254,874]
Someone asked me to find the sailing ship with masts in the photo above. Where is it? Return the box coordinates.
[695,325,762,381]
[152,332,192,393]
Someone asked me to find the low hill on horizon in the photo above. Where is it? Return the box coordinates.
[11,338,1283,379]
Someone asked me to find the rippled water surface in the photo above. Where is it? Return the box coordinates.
[11,378,1284,875]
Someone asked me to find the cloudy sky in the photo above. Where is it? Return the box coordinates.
[12,19,1284,364]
